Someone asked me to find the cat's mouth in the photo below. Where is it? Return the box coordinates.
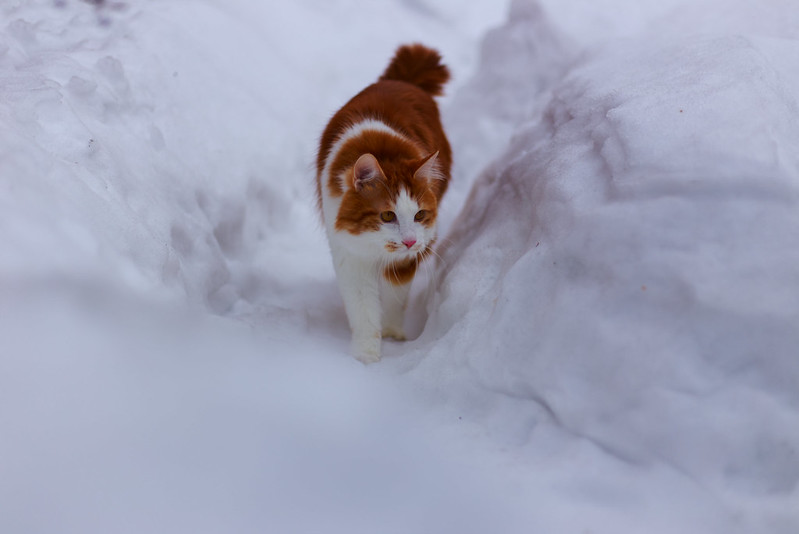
[385,241,422,254]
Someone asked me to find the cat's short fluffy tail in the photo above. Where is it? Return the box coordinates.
[379,44,450,96]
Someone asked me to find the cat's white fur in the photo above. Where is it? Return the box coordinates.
[320,119,437,364]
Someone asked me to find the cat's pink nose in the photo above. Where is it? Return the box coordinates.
[402,238,417,249]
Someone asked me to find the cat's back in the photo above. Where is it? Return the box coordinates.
[316,44,452,183]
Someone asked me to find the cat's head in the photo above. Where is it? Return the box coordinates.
[334,151,444,259]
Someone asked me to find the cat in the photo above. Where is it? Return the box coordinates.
[316,43,452,364]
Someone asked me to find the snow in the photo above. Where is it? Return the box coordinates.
[2,0,798,533]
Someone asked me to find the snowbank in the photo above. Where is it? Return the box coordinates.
[387,0,799,531]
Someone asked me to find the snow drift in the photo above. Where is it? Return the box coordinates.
[388,0,799,531]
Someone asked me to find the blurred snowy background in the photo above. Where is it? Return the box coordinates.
[1,0,798,532]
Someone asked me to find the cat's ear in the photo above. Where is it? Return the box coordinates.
[413,151,444,182]
[352,153,383,191]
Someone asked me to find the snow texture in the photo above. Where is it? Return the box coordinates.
[2,0,798,533]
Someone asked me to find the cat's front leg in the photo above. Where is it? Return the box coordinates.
[381,279,411,341]
[334,254,383,364]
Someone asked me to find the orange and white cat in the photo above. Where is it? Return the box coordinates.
[317,44,452,364]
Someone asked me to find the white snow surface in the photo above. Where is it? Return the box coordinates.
[2,0,799,532]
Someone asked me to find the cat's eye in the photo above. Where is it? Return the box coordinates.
[414,210,427,222]
[380,211,396,223]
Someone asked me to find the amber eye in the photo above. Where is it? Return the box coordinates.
[380,211,396,223]
[414,210,427,222]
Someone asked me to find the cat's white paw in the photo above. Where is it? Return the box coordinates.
[381,326,406,341]
[353,335,381,364]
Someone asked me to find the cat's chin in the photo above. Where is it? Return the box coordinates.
[392,245,424,259]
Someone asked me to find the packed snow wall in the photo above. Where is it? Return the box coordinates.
[390,1,799,530]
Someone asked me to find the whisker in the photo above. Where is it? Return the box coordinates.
[426,245,448,272]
